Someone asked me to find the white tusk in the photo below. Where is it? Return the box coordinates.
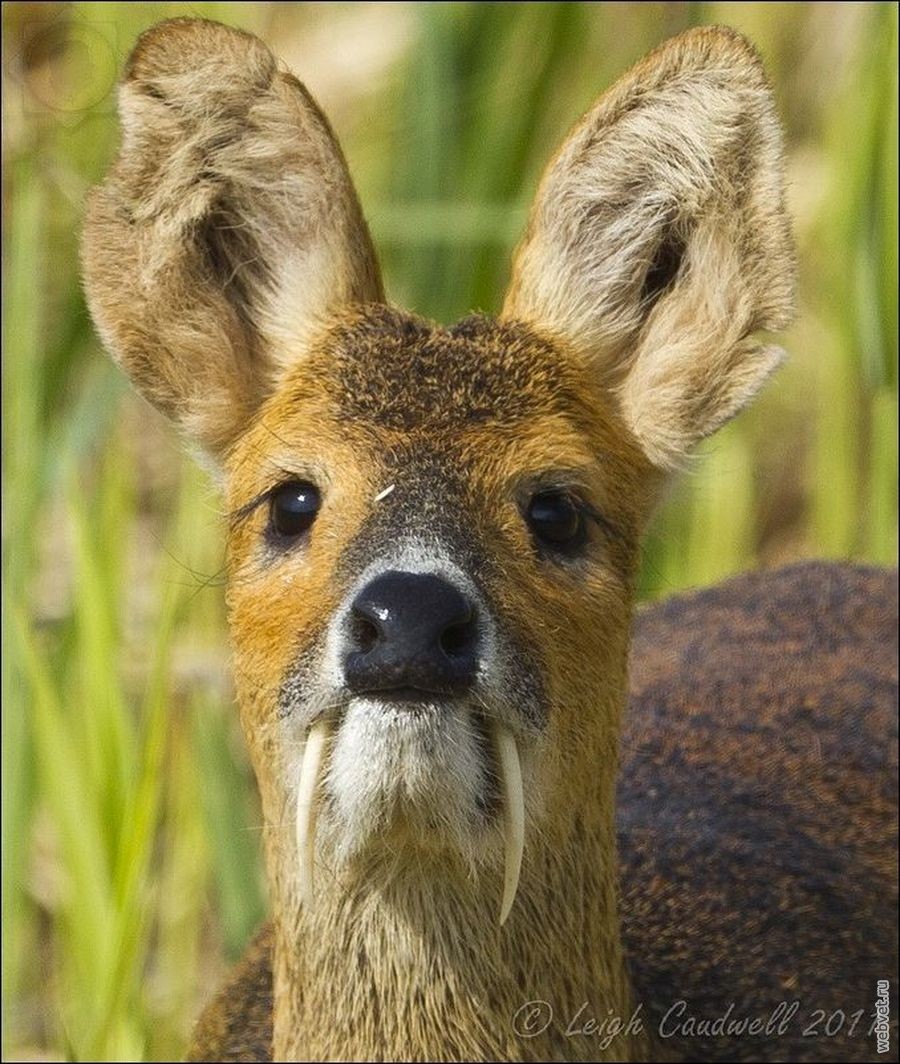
[493,722,524,926]
[296,720,331,908]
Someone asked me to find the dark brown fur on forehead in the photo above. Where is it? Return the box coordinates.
[298,305,589,432]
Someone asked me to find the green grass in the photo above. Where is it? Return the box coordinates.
[2,2,896,1059]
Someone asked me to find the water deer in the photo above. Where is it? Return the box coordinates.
[81,18,898,1063]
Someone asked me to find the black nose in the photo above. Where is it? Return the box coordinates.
[344,570,479,698]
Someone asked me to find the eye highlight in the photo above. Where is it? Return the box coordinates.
[525,490,584,550]
[270,480,321,540]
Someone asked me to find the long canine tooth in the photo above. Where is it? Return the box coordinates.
[493,722,524,926]
[296,720,330,907]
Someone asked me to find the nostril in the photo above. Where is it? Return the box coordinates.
[344,571,479,697]
[440,619,474,659]
[349,612,380,654]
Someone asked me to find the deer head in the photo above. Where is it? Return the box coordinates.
[82,19,794,1060]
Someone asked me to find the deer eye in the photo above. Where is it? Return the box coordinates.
[526,490,584,549]
[270,481,321,539]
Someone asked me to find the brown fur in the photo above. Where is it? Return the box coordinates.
[80,17,897,1064]
[186,563,899,1062]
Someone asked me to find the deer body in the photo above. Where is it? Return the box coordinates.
[81,19,898,1063]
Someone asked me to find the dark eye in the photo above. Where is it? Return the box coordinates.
[526,491,584,549]
[270,481,321,539]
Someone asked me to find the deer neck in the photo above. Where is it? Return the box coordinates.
[265,713,645,1062]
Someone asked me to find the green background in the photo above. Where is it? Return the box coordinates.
[2,2,896,1059]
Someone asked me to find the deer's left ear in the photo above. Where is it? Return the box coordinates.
[502,26,796,469]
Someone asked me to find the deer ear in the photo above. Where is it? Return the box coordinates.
[502,26,796,469]
[82,18,383,458]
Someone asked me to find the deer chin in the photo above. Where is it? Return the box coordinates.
[294,701,525,924]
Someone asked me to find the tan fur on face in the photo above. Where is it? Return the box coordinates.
[223,306,648,820]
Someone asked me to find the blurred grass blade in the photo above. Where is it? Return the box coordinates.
[13,609,115,1050]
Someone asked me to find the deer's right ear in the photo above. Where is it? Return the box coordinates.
[82,18,382,459]
[502,27,796,470]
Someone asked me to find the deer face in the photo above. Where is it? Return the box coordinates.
[82,20,794,919]
[225,307,646,886]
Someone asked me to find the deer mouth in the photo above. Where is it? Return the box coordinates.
[294,709,524,925]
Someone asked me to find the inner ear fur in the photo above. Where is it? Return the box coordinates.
[82,18,383,458]
[502,26,796,469]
